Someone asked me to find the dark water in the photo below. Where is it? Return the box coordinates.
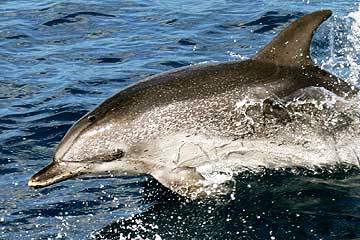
[1,1,360,239]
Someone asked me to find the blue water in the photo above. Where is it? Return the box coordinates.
[1,1,360,239]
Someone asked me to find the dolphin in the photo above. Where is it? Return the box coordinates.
[28,10,360,198]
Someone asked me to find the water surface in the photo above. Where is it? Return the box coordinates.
[1,0,360,239]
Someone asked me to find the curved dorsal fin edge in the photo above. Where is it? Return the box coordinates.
[254,10,332,67]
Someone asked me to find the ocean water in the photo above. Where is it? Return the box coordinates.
[1,0,360,239]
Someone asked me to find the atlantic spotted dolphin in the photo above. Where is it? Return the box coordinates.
[29,10,360,198]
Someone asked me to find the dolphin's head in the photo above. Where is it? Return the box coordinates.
[28,101,149,188]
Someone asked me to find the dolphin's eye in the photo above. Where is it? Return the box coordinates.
[114,149,125,159]
[87,115,96,122]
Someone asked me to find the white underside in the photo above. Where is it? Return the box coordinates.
[148,131,360,183]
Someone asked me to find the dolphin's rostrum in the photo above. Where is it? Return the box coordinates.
[29,10,360,198]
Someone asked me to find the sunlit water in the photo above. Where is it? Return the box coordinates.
[1,1,360,239]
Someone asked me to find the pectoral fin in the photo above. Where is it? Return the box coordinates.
[151,167,231,199]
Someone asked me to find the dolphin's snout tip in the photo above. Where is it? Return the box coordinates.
[28,171,54,188]
[28,177,36,187]
[28,175,47,188]
[28,161,82,189]
[27,177,40,188]
[28,162,58,188]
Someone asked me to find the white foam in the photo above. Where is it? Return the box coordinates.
[347,5,360,85]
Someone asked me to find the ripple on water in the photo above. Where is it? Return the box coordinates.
[1,1,360,239]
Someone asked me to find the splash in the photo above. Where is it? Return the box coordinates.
[347,4,360,85]
[315,5,360,85]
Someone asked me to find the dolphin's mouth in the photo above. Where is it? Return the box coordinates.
[28,161,83,188]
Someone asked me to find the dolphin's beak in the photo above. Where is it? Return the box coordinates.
[28,161,83,188]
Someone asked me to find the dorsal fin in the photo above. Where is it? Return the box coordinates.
[254,10,332,67]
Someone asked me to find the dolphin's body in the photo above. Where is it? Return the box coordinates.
[29,10,360,197]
